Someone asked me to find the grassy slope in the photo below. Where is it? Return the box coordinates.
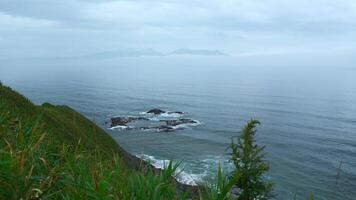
[41,103,124,157]
[0,83,185,199]
[0,83,122,156]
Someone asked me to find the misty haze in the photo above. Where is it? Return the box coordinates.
[1,1,356,200]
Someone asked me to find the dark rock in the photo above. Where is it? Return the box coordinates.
[110,116,149,127]
[160,118,197,126]
[111,117,132,127]
[179,118,197,124]
[147,108,166,115]
[167,111,184,114]
[156,125,175,132]
[136,117,150,121]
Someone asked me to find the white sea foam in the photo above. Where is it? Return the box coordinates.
[137,154,169,169]
[109,125,129,130]
[160,112,183,118]
[147,117,160,121]
[140,111,183,118]
[190,120,201,126]
[136,154,207,186]
[175,171,206,186]
[172,120,201,130]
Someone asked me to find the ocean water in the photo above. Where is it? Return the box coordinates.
[1,56,355,199]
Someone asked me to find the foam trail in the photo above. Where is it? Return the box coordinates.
[109,125,128,130]
[160,112,183,118]
[136,154,205,186]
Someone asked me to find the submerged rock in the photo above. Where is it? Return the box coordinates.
[167,111,184,115]
[156,125,175,132]
[160,118,197,126]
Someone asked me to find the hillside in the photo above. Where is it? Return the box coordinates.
[0,83,286,200]
[0,83,189,199]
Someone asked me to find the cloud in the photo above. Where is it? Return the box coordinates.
[2,0,356,30]
[0,0,356,59]
[0,13,57,30]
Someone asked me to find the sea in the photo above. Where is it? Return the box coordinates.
[1,56,355,199]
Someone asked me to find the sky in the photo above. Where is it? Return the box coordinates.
[1,0,356,60]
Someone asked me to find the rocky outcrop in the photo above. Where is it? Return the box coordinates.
[108,116,149,127]
[108,109,199,132]
[168,111,184,115]
[160,118,197,126]
[147,108,166,115]
[147,108,183,115]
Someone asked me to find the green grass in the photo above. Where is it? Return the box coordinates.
[0,84,186,199]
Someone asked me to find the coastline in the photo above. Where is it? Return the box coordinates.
[116,142,200,197]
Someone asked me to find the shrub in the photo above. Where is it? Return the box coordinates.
[228,119,273,200]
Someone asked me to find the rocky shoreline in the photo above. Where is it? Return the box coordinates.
[117,143,200,197]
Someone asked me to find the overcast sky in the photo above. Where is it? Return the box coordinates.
[1,0,356,59]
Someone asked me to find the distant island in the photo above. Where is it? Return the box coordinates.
[86,48,163,58]
[85,48,228,59]
[168,48,228,56]
[0,48,229,61]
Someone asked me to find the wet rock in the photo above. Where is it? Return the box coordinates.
[110,116,149,127]
[111,117,132,126]
[109,110,198,132]
[156,125,175,132]
[146,109,184,115]
[147,108,166,115]
[167,111,184,115]
[160,118,197,126]
[129,117,149,121]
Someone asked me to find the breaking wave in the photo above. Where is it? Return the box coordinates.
[136,154,234,186]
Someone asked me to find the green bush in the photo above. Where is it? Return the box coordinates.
[228,119,273,200]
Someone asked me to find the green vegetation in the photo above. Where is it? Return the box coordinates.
[202,120,273,200]
[0,84,185,199]
[0,83,284,199]
[229,120,273,200]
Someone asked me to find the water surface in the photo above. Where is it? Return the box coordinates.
[1,56,355,199]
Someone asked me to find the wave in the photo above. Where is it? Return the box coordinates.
[136,154,205,186]
[160,112,183,118]
[135,154,233,186]
[109,125,129,130]
[140,111,184,118]
[172,120,201,130]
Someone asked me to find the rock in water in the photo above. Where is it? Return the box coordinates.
[111,117,132,127]
[167,111,184,115]
[157,125,175,132]
[110,116,149,127]
[160,118,197,126]
[147,108,166,115]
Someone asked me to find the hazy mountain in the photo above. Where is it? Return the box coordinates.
[168,48,228,56]
[86,48,164,58]
[0,48,229,62]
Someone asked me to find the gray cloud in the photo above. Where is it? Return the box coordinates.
[1,0,356,59]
